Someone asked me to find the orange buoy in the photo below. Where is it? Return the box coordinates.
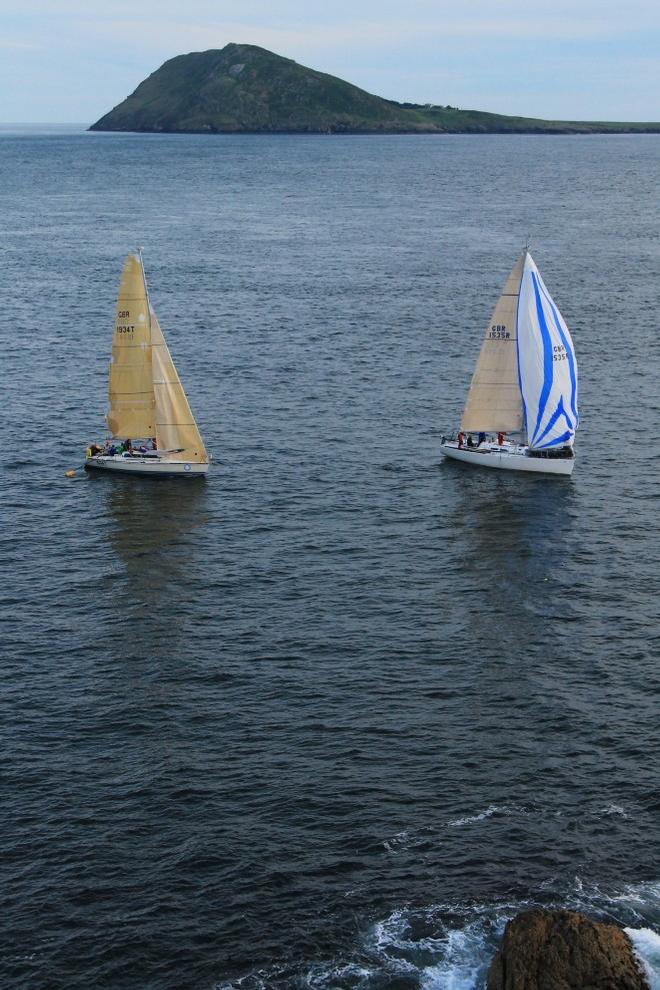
[65,470,76,478]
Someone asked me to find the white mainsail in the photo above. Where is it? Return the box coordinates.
[460,254,525,433]
[517,253,578,449]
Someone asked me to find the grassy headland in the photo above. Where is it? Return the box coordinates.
[89,44,660,134]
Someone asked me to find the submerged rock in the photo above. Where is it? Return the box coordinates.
[487,908,650,990]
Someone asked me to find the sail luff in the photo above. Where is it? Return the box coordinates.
[151,313,208,463]
[460,254,525,433]
[106,254,156,438]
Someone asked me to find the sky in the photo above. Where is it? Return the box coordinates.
[2,0,660,123]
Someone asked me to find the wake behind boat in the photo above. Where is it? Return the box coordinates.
[442,249,579,476]
[85,253,209,477]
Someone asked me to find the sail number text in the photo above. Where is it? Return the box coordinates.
[553,344,568,361]
[116,310,135,333]
[489,324,510,339]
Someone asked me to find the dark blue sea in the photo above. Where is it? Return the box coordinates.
[1,127,660,989]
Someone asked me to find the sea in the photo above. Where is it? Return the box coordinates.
[1,125,659,990]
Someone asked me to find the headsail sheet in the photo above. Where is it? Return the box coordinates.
[461,254,525,433]
[106,254,155,438]
[517,253,578,449]
[151,314,208,463]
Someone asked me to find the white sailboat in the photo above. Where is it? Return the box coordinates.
[85,252,209,477]
[442,249,578,476]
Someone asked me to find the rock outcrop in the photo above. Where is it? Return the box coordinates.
[487,908,649,990]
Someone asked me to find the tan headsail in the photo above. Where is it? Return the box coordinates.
[106,254,155,438]
[151,313,208,463]
[460,253,525,434]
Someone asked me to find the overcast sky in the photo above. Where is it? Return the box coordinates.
[2,0,659,122]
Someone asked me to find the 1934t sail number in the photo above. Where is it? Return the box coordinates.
[116,310,134,333]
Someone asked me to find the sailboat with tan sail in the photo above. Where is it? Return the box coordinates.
[441,248,579,476]
[85,252,209,477]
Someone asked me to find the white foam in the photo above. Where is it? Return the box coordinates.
[368,905,510,990]
[382,826,437,854]
[383,829,412,853]
[371,908,418,957]
[447,804,525,827]
[597,804,629,819]
[302,961,375,988]
[419,923,498,990]
[626,927,660,990]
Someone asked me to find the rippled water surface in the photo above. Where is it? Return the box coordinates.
[1,129,659,989]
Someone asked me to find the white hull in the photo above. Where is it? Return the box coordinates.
[442,441,574,476]
[85,455,208,477]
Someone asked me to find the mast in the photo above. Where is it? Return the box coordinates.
[519,244,530,446]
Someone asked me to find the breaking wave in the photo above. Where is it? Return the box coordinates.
[220,879,660,989]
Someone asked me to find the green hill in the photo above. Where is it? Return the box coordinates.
[89,44,660,134]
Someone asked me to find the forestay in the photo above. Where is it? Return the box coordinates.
[517,253,578,449]
[461,254,525,433]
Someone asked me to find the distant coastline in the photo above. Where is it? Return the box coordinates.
[0,123,89,132]
[89,44,660,136]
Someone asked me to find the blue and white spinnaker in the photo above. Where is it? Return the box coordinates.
[516,253,578,450]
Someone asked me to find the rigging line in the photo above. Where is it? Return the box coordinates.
[137,247,153,344]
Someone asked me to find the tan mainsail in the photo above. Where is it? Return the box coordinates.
[151,313,208,463]
[106,254,155,438]
[460,253,525,434]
